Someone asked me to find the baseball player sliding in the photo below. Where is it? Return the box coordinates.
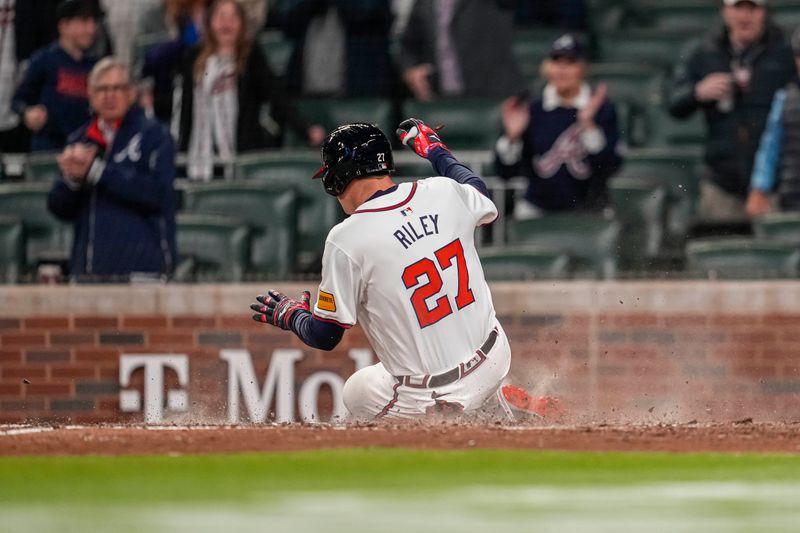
[251,119,554,420]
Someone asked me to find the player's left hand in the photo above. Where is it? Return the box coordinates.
[397,118,447,159]
[251,290,311,330]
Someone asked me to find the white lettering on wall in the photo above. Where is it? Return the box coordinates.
[118,348,374,424]
[221,348,303,424]
[119,355,189,424]
[222,348,373,423]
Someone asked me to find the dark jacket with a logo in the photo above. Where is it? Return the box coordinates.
[495,94,622,211]
[12,43,98,152]
[47,106,176,280]
[667,22,795,198]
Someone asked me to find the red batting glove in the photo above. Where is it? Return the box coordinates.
[396,118,447,158]
[251,290,311,330]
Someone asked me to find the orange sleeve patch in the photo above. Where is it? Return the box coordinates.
[317,290,337,312]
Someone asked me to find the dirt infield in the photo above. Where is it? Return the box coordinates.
[1,421,799,456]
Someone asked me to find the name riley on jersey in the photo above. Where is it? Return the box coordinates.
[393,212,440,249]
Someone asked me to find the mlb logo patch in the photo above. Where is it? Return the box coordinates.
[401,207,414,217]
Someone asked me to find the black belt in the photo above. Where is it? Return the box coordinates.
[395,327,499,389]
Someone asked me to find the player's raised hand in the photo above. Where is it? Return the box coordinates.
[396,118,446,159]
[251,289,311,330]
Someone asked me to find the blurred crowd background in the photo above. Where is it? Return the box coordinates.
[3,0,800,283]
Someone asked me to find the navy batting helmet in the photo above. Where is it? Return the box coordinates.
[312,123,394,197]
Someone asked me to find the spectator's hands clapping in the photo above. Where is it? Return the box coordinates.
[23,105,48,132]
[694,73,734,103]
[58,144,98,183]
[501,96,530,141]
[577,83,607,129]
[404,63,434,101]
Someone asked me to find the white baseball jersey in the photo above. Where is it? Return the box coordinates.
[313,177,499,377]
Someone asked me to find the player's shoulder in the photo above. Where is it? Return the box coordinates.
[417,175,463,194]
[325,214,366,253]
[326,217,352,245]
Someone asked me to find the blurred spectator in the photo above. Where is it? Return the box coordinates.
[15,0,110,63]
[747,27,800,217]
[101,0,161,64]
[398,0,524,100]
[515,0,588,30]
[142,0,208,38]
[48,58,176,281]
[178,0,324,180]
[14,0,59,65]
[276,0,394,97]
[495,34,622,218]
[139,0,265,37]
[139,0,209,123]
[391,0,415,36]
[0,0,30,153]
[667,0,794,222]
[12,0,102,152]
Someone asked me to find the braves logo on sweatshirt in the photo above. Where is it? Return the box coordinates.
[533,124,590,180]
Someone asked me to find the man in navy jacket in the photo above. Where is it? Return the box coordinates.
[48,57,176,282]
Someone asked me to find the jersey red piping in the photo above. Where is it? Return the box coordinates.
[312,313,354,329]
[353,182,418,214]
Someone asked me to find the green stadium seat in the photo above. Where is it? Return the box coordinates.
[234,153,340,272]
[257,31,294,77]
[507,214,622,279]
[753,212,800,245]
[287,98,394,147]
[402,99,503,150]
[480,246,571,281]
[235,152,319,181]
[394,159,437,178]
[24,153,61,182]
[587,0,629,32]
[599,32,691,71]
[647,3,718,33]
[647,105,706,147]
[588,64,661,107]
[175,214,250,282]
[686,237,800,279]
[773,7,800,30]
[616,148,702,252]
[587,63,662,146]
[512,29,567,84]
[183,183,297,278]
[609,178,667,269]
[0,217,24,284]
[0,183,71,271]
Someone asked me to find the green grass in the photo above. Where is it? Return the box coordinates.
[1,450,800,532]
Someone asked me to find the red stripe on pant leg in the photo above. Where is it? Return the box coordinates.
[377,382,401,419]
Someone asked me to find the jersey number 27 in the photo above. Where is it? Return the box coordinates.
[402,238,475,329]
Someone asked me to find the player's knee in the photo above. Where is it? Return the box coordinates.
[342,371,364,415]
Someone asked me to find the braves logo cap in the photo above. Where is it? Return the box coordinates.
[549,34,586,61]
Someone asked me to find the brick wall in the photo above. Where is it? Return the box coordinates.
[0,283,798,423]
